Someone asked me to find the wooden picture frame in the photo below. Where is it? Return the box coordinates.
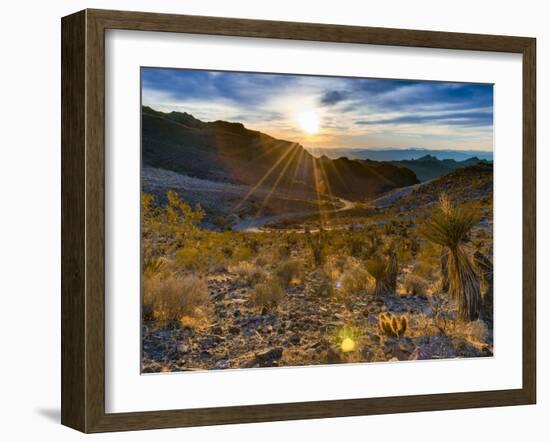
[61,8,536,433]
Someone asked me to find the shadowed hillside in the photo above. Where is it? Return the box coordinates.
[142,106,419,201]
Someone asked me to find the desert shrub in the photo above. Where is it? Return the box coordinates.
[213,215,232,231]
[232,243,254,263]
[254,250,274,268]
[420,193,481,321]
[251,278,285,311]
[403,274,429,296]
[143,191,204,245]
[143,274,209,322]
[274,259,303,288]
[143,256,165,277]
[414,241,440,279]
[378,313,408,338]
[308,268,334,298]
[462,319,490,343]
[175,246,201,271]
[341,263,371,295]
[230,261,267,285]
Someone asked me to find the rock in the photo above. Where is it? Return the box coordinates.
[199,350,212,359]
[211,325,223,335]
[289,333,301,345]
[229,325,241,335]
[177,343,190,354]
[200,335,223,350]
[255,347,283,367]
[383,337,415,360]
[412,335,458,359]
[214,359,230,370]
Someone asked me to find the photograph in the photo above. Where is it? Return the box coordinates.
[140,67,495,373]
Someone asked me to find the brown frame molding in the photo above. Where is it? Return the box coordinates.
[61,9,536,433]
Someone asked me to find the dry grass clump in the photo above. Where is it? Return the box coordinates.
[274,259,303,288]
[230,261,267,285]
[254,251,274,268]
[403,274,429,296]
[340,262,371,295]
[143,274,209,322]
[251,278,285,311]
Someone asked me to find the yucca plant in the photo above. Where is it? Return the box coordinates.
[143,256,164,277]
[366,258,390,297]
[385,247,398,292]
[420,194,481,321]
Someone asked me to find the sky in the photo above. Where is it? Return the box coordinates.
[141,67,494,151]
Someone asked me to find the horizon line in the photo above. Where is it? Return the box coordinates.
[304,146,494,153]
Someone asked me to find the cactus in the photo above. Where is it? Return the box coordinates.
[378,313,408,338]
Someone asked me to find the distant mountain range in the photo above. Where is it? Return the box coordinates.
[307,147,493,162]
[383,155,490,182]
[142,107,419,201]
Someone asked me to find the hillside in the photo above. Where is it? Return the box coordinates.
[372,162,493,212]
[142,106,419,202]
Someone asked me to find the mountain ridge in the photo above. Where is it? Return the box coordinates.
[141,106,420,201]
[307,147,493,162]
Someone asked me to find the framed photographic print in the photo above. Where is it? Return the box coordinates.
[61,9,536,433]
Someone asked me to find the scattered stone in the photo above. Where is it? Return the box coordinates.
[289,333,301,345]
[214,359,230,370]
[255,347,283,367]
[177,343,190,354]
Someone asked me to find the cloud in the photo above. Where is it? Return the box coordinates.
[320,90,349,105]
[141,67,494,151]
[356,110,493,127]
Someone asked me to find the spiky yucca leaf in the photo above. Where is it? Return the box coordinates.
[420,205,478,249]
[440,247,450,292]
[366,259,386,280]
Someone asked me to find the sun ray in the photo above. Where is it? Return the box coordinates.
[231,142,298,213]
[310,154,328,228]
[253,144,301,219]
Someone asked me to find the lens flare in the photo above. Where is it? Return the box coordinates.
[341,337,356,353]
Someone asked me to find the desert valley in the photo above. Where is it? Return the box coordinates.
[140,106,494,373]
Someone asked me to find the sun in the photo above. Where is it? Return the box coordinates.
[294,109,320,134]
